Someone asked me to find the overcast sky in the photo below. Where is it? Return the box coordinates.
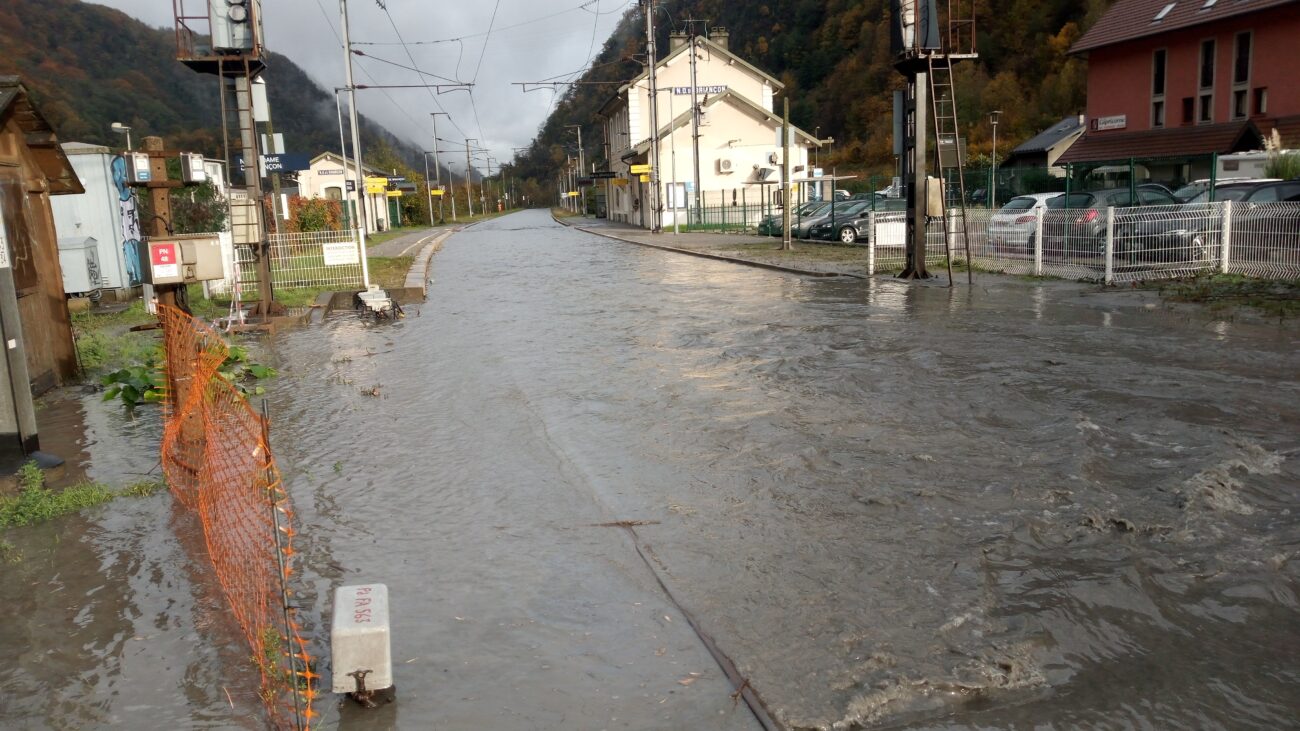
[90,0,632,167]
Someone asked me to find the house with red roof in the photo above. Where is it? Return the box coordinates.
[1059,0,1300,182]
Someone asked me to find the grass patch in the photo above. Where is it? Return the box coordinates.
[0,462,167,531]
[0,539,18,563]
[1146,274,1300,317]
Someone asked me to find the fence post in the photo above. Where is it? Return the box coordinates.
[867,211,876,276]
[1104,206,1115,285]
[1034,206,1044,276]
[1219,199,1232,274]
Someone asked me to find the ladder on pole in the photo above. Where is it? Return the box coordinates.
[928,54,974,286]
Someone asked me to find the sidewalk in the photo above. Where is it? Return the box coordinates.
[561,215,873,278]
[368,226,452,258]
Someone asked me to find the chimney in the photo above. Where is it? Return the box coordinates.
[709,27,730,50]
[669,32,688,51]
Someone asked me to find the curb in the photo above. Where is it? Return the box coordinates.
[553,212,859,279]
[404,229,456,296]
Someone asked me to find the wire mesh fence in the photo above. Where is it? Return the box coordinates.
[864,201,1300,283]
[237,230,365,291]
[159,305,317,730]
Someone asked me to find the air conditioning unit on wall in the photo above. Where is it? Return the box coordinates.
[717,158,735,174]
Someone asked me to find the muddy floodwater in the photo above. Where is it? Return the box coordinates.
[3,209,1298,730]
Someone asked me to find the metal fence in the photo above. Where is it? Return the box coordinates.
[237,230,365,291]
[861,201,1300,283]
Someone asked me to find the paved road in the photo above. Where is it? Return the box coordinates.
[368,226,452,258]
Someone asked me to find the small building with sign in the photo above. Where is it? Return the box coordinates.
[0,76,83,397]
[1059,0,1299,184]
[296,152,391,233]
[596,30,819,229]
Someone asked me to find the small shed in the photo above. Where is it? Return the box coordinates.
[0,75,83,394]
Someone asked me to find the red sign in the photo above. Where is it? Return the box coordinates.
[151,243,178,266]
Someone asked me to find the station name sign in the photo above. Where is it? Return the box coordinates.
[673,85,727,95]
[1092,115,1127,132]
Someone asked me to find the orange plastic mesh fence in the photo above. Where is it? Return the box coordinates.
[158,305,317,729]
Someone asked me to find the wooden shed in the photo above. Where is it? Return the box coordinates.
[0,75,83,394]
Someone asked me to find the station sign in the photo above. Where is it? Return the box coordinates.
[260,153,311,173]
[591,170,618,179]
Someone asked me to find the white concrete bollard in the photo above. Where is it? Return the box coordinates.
[332,584,394,705]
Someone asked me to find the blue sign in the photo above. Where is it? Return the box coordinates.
[261,153,311,173]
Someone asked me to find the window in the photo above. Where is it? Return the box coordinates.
[1233,90,1248,119]
[1154,3,1176,22]
[1182,97,1195,124]
[1200,39,1216,88]
[1152,49,1167,128]
[1198,39,1216,123]
[1233,32,1251,84]
[1254,87,1268,115]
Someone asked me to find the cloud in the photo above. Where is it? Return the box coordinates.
[89,0,631,167]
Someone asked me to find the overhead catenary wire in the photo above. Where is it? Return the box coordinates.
[352,0,629,46]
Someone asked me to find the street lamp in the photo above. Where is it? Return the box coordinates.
[989,110,1003,209]
[110,122,132,151]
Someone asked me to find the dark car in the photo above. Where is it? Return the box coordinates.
[757,200,829,236]
[1123,179,1300,262]
[1040,187,1180,259]
[808,199,907,243]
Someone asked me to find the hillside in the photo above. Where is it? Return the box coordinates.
[514,0,1112,189]
[0,0,424,172]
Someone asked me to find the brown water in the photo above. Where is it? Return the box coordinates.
[2,209,1297,729]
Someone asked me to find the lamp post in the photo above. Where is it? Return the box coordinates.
[110,122,132,151]
[990,110,1002,209]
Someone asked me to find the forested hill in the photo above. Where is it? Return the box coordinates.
[0,0,421,169]
[514,0,1113,188]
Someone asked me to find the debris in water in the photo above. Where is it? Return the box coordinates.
[591,520,661,528]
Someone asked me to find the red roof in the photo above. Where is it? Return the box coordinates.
[1056,120,1263,164]
[1072,0,1298,53]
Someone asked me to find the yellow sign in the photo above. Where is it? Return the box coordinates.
[630,164,652,174]
[611,178,629,186]
[430,190,445,197]
[386,190,403,198]
[567,191,579,197]
[364,177,388,194]
[639,174,650,183]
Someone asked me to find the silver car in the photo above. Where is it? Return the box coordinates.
[988,193,1059,252]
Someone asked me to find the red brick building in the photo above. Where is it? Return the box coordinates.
[1061,0,1300,180]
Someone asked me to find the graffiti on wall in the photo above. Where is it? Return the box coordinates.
[112,155,144,286]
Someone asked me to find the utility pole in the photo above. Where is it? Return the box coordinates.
[989,110,1002,209]
[423,152,435,225]
[689,32,703,217]
[782,97,793,251]
[464,139,476,217]
[567,125,585,217]
[431,112,447,223]
[339,0,371,288]
[643,0,662,232]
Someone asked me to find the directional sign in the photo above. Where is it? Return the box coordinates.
[386,176,407,184]
[397,182,418,193]
[364,177,388,194]
[577,177,594,187]
[386,190,403,198]
[630,164,652,174]
[260,153,311,173]
[346,180,357,192]
[430,190,445,197]
[591,170,618,179]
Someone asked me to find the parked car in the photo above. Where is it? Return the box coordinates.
[808,198,907,243]
[1124,179,1300,262]
[791,200,856,239]
[987,193,1060,252]
[757,200,829,236]
[1040,187,1179,259]
[806,200,873,242]
[1172,177,1278,202]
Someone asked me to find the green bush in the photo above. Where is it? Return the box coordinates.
[1265,152,1300,181]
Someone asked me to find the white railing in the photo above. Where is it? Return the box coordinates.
[236,229,365,291]
[863,201,1300,283]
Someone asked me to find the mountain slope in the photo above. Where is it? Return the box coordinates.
[515,0,1111,188]
[0,0,423,170]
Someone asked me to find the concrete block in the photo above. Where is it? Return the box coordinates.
[331,584,393,694]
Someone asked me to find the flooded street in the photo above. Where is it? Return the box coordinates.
[3,208,1298,729]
